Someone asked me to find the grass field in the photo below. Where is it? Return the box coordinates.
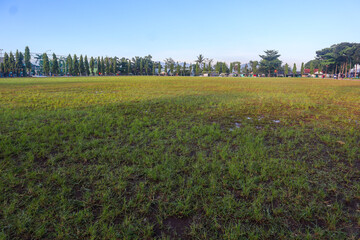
[0,76,359,239]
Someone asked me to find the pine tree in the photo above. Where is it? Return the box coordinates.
[202,63,206,73]
[101,57,105,75]
[284,63,289,77]
[15,50,21,75]
[42,53,50,76]
[51,53,59,75]
[293,63,297,77]
[79,55,85,76]
[97,57,101,75]
[152,62,155,75]
[0,62,4,76]
[19,52,25,76]
[183,62,186,76]
[105,57,111,75]
[66,55,72,75]
[164,65,168,75]
[89,57,94,76]
[73,54,79,75]
[9,52,15,74]
[208,61,212,73]
[85,55,90,76]
[301,62,305,75]
[3,53,9,76]
[24,46,31,75]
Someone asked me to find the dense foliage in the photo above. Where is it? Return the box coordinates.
[306,42,360,75]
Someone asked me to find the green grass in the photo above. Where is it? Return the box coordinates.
[0,76,359,239]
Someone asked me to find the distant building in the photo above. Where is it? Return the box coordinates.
[304,69,319,74]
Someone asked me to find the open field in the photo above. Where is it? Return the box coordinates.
[0,76,359,239]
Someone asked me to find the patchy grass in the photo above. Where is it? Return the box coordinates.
[0,76,359,239]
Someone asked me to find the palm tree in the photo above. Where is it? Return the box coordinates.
[195,54,205,66]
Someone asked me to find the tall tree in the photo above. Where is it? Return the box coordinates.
[301,62,305,75]
[170,62,174,75]
[15,50,21,75]
[0,62,4,76]
[79,55,85,76]
[3,52,10,75]
[66,54,73,75]
[51,53,59,75]
[85,55,90,76]
[195,54,205,66]
[208,59,213,73]
[195,62,200,76]
[310,62,314,74]
[250,61,258,75]
[42,53,50,76]
[284,63,289,77]
[24,46,31,75]
[19,52,25,76]
[293,63,297,77]
[158,62,161,75]
[259,50,282,77]
[139,59,143,75]
[183,62,186,76]
[97,57,101,75]
[152,62,155,75]
[189,64,192,76]
[145,60,149,75]
[237,62,241,75]
[112,57,117,75]
[244,64,248,76]
[176,62,181,75]
[9,52,15,74]
[105,57,111,75]
[222,62,227,74]
[215,62,220,73]
[73,54,79,75]
[89,57,95,76]
[101,57,105,75]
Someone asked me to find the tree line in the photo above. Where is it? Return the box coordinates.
[305,42,360,77]
[2,43,358,78]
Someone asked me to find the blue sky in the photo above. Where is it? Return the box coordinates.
[1,0,360,66]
